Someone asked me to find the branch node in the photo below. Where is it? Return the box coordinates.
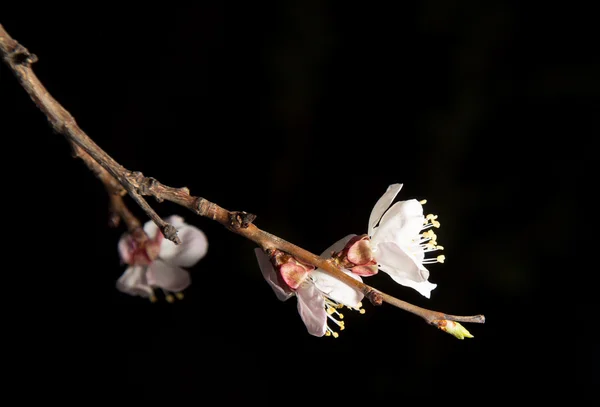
[193,197,207,215]
[365,289,383,306]
[7,43,37,65]
[130,171,145,185]
[108,211,121,228]
[145,177,163,202]
[229,211,256,229]
[162,224,181,245]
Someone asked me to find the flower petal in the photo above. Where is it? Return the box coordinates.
[311,268,364,308]
[375,241,436,298]
[320,234,357,258]
[368,183,403,236]
[116,265,153,297]
[371,199,424,246]
[146,259,191,292]
[296,283,327,337]
[254,248,293,301]
[143,219,160,240]
[155,219,208,267]
[118,233,134,265]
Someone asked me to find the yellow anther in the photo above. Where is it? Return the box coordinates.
[165,294,175,303]
[149,295,157,303]
[419,199,427,205]
[338,313,344,319]
[437,255,446,263]
[432,220,440,228]
[332,332,339,338]
[327,307,335,315]
[357,302,363,308]
[426,214,438,220]
[340,326,345,331]
[437,245,444,250]
[360,309,366,314]
[175,292,184,300]
[326,331,331,336]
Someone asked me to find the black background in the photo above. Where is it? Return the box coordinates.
[1,3,596,403]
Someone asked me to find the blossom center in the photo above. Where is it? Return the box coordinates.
[123,230,163,266]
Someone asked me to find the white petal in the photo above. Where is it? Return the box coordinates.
[368,183,403,236]
[158,224,208,267]
[388,276,437,299]
[254,248,293,302]
[165,215,186,229]
[116,266,153,297]
[311,268,364,308]
[320,234,357,257]
[375,241,435,298]
[296,283,327,337]
[117,233,134,264]
[146,259,191,292]
[371,199,424,246]
[143,219,160,240]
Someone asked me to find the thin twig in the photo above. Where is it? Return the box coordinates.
[0,24,485,329]
[0,25,180,244]
[70,142,146,242]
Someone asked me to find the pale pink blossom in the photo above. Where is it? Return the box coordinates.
[331,184,445,299]
[116,215,208,302]
[255,236,364,337]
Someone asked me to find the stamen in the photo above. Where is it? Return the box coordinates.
[327,313,344,327]
[419,199,427,205]
[175,292,184,300]
[423,214,441,228]
[321,294,365,338]
[437,255,446,263]
[326,326,340,338]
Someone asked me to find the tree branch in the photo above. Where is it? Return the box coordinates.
[0,24,484,332]
[0,25,180,244]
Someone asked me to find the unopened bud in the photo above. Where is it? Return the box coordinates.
[434,320,474,340]
[270,249,314,290]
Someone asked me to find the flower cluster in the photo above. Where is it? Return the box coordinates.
[256,183,448,337]
[116,215,208,302]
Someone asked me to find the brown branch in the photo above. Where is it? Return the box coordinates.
[0,25,180,244]
[0,24,485,331]
[70,142,148,245]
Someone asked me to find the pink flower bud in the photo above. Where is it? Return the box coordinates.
[332,234,378,276]
[270,249,315,290]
